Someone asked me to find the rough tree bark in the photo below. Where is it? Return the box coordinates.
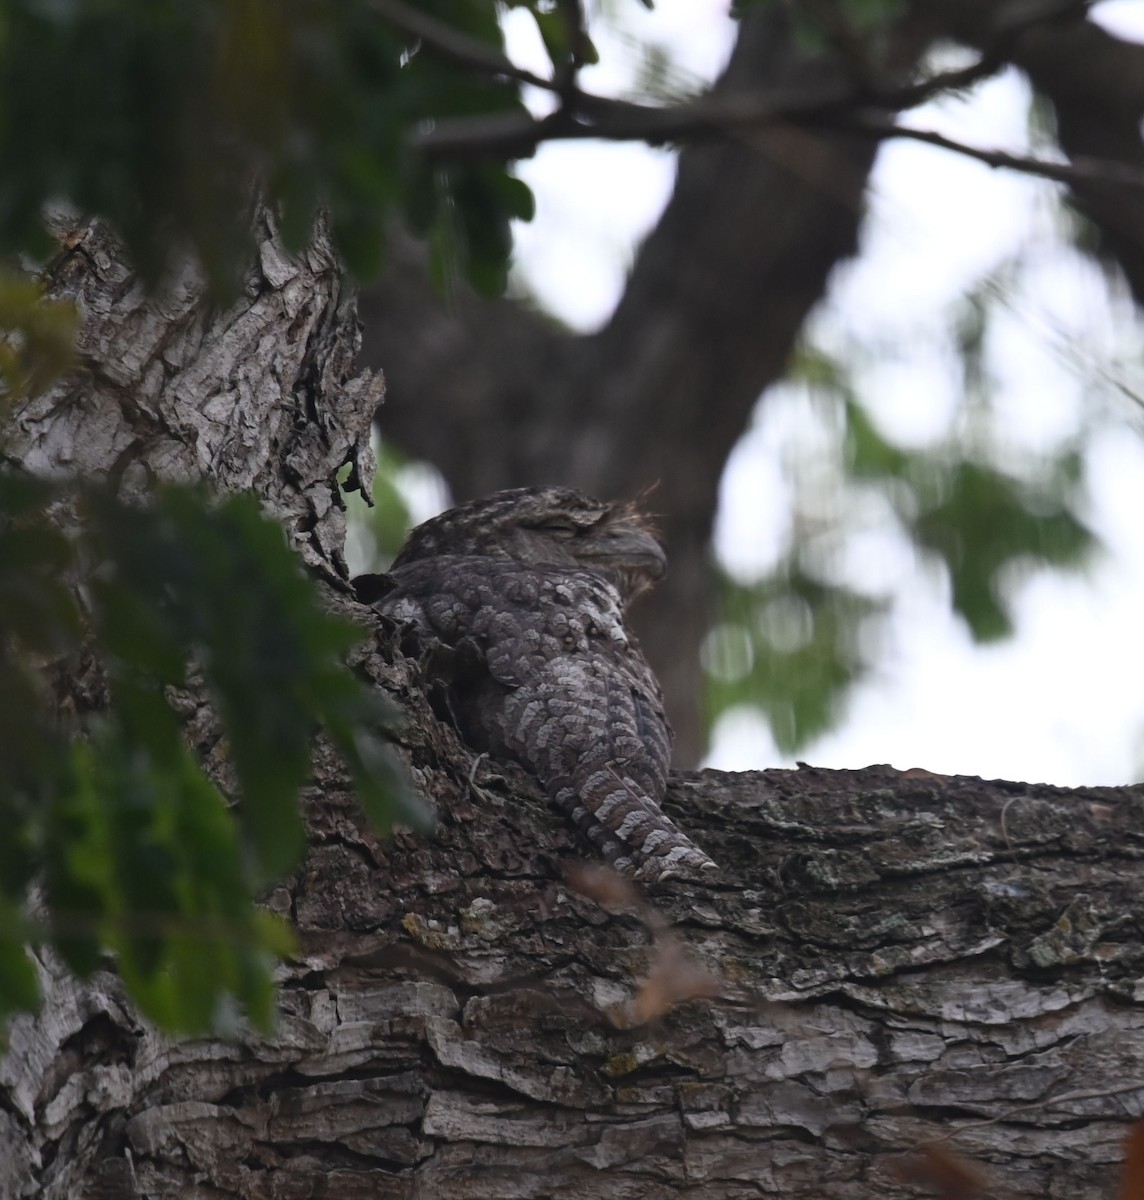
[358,3,1144,763]
[3,206,1144,1200]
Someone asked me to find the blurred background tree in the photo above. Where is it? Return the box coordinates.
[352,0,1144,768]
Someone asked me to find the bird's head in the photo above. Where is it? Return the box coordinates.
[391,486,666,602]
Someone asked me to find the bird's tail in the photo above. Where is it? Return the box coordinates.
[556,770,717,882]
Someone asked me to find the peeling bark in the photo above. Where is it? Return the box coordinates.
[5,205,382,582]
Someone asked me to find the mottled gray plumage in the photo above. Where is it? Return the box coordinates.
[373,486,716,881]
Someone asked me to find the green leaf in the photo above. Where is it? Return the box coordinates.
[88,577,188,685]
[44,740,115,979]
[1,470,412,1030]
[0,474,82,654]
[843,398,912,480]
[0,909,39,1028]
[0,651,73,913]
[531,9,574,71]
[914,462,1093,642]
[707,569,885,754]
[48,721,289,1034]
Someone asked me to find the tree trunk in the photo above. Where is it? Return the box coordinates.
[3,212,1144,1200]
[357,7,895,764]
[357,4,1144,766]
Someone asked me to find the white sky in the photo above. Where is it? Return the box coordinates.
[490,0,1144,787]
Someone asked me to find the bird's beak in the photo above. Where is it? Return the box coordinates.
[618,526,667,581]
[583,521,667,591]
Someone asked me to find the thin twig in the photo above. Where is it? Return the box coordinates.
[846,111,1144,192]
[871,53,1005,110]
[364,0,553,91]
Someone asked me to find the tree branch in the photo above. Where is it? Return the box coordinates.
[364,0,1144,205]
[413,83,1144,196]
[926,0,1144,305]
[845,111,1144,190]
[368,0,1075,121]
[370,0,1144,204]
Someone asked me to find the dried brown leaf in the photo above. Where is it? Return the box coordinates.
[895,1142,991,1199]
[626,935,719,1026]
[564,861,645,911]
[1118,1119,1144,1200]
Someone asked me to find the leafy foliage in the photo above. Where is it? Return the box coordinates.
[708,569,881,753]
[0,477,416,1034]
[845,394,1092,641]
[0,0,536,293]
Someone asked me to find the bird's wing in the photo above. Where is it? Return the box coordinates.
[379,558,713,879]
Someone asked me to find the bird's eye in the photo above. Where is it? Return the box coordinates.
[534,521,578,539]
